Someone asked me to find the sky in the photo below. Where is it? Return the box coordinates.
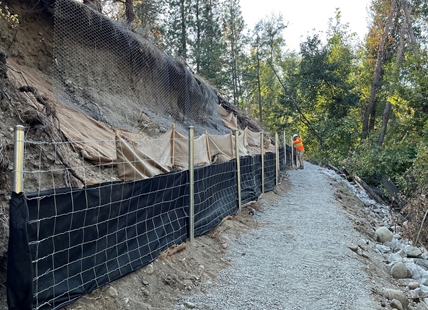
[240,0,373,51]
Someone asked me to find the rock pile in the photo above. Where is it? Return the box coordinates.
[327,168,428,310]
[376,226,428,309]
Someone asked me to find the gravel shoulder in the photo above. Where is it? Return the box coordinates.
[174,162,379,310]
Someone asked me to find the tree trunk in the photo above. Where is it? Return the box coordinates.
[402,1,419,58]
[230,10,237,107]
[256,47,262,124]
[353,175,385,205]
[195,0,201,73]
[396,8,406,66]
[125,0,134,25]
[180,0,187,61]
[377,101,392,146]
[83,0,102,12]
[381,175,405,209]
[361,0,397,140]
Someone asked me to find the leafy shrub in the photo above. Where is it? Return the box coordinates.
[0,2,19,28]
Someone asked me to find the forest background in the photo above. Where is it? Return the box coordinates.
[2,0,428,241]
[89,0,428,194]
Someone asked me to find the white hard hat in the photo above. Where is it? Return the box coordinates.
[293,134,298,138]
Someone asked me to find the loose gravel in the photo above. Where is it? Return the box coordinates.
[175,162,376,310]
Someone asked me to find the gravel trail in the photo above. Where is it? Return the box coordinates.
[176,162,376,310]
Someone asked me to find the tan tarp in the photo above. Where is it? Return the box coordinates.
[57,106,118,163]
[243,127,275,155]
[207,132,247,162]
[219,105,238,130]
[5,58,272,182]
[116,133,171,180]
[172,130,211,170]
[245,127,261,147]
[207,133,234,159]
[116,128,252,180]
[236,131,248,156]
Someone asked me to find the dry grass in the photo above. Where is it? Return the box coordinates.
[401,186,428,249]
[159,243,187,260]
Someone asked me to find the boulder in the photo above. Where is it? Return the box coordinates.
[408,282,420,290]
[390,299,403,310]
[391,262,410,279]
[405,245,423,258]
[376,227,393,243]
[381,288,409,309]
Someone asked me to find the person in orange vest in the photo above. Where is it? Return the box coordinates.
[292,134,305,169]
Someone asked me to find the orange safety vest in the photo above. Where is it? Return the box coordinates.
[293,137,304,151]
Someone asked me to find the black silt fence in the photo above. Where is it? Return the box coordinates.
[264,152,277,192]
[279,146,286,171]
[193,160,238,237]
[8,171,189,310]
[253,155,263,196]
[240,155,259,205]
[285,145,293,167]
[7,151,287,310]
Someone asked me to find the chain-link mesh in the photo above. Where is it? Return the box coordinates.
[52,0,224,135]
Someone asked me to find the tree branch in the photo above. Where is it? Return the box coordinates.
[268,61,323,145]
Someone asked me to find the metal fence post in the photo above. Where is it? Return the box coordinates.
[229,132,234,157]
[260,132,264,194]
[13,125,25,193]
[275,132,279,186]
[283,131,286,167]
[171,123,175,167]
[188,126,195,243]
[235,131,241,212]
[291,135,294,169]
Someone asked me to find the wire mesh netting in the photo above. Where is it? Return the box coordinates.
[8,138,287,309]
[52,0,225,135]
[23,170,189,310]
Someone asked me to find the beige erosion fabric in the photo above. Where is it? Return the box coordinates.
[219,105,238,131]
[116,128,255,181]
[116,130,173,181]
[6,58,272,182]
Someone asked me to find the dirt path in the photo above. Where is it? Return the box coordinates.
[174,162,380,309]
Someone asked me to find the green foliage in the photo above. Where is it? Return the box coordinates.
[312,117,360,165]
[273,12,361,166]
[0,2,19,28]
[241,13,286,123]
[346,133,417,190]
[192,0,226,87]
[407,120,428,189]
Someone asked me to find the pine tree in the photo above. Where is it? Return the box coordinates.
[192,0,226,87]
[222,0,245,106]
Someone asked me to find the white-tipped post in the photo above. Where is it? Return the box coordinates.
[13,125,25,194]
[291,135,295,168]
[275,132,279,185]
[260,132,264,194]
[283,131,286,167]
[235,131,241,212]
[188,126,195,243]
